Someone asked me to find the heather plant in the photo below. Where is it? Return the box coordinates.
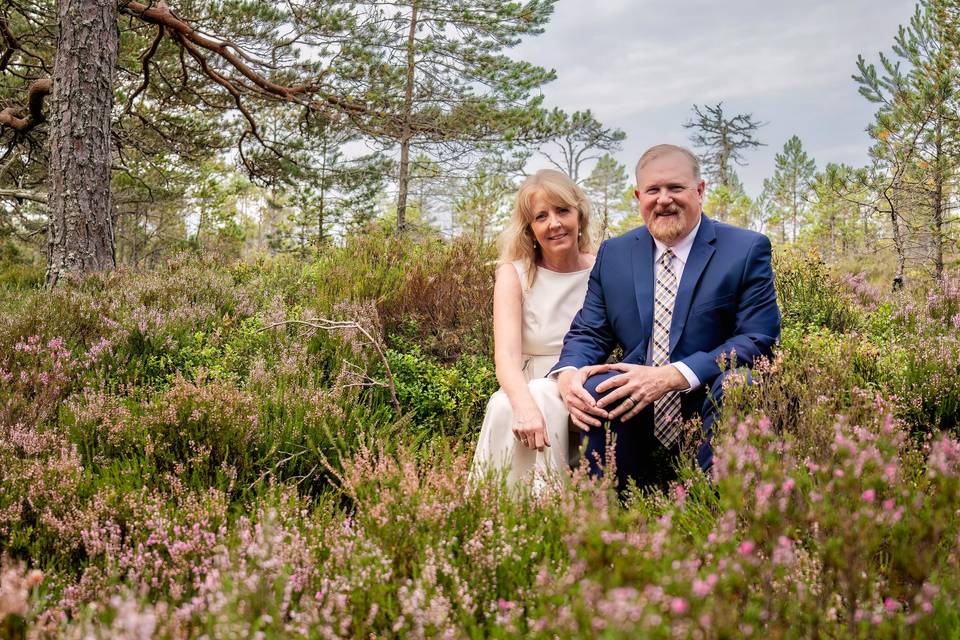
[1,241,959,638]
[378,237,497,361]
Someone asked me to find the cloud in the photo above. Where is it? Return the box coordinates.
[513,0,912,193]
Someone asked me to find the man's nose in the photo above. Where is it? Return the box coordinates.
[656,190,674,204]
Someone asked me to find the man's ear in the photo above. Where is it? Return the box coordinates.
[696,181,706,199]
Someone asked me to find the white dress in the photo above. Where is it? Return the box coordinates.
[470,260,591,490]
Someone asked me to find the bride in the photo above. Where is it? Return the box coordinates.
[471,169,598,490]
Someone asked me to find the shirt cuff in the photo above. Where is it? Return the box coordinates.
[548,365,577,380]
[671,361,701,392]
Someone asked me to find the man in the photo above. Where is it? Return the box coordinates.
[551,144,780,492]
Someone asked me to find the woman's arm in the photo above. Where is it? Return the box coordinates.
[493,263,550,450]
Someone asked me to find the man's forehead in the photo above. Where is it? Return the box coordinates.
[636,152,697,183]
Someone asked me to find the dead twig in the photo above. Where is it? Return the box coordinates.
[262,318,401,413]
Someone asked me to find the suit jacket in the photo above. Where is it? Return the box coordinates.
[552,214,780,389]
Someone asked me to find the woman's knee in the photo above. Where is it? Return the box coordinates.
[486,389,512,413]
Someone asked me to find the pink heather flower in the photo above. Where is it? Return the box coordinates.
[670,597,689,615]
[497,599,516,611]
[737,541,755,556]
[692,579,711,597]
[952,313,960,329]
[884,597,901,612]
[882,499,895,511]
[862,489,876,502]
[674,484,687,502]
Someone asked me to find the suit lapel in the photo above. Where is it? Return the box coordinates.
[670,216,716,354]
[632,228,655,356]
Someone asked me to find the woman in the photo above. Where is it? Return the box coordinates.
[471,169,597,491]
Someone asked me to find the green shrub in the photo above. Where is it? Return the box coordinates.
[386,343,498,438]
[775,247,861,334]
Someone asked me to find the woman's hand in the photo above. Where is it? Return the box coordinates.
[512,405,550,451]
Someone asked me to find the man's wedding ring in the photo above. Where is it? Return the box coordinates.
[625,396,636,406]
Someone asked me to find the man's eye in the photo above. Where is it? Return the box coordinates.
[645,189,659,195]
[669,186,685,193]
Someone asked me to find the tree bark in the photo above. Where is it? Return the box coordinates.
[931,119,946,282]
[45,0,118,287]
[394,1,418,232]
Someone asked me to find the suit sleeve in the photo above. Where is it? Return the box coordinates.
[549,241,617,374]
[678,233,780,386]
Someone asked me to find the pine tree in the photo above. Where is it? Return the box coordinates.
[583,154,631,238]
[704,173,752,228]
[540,110,626,183]
[854,0,960,282]
[683,102,764,189]
[350,0,558,230]
[766,136,816,243]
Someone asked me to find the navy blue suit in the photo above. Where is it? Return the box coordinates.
[552,215,780,490]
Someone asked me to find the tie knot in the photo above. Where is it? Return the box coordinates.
[660,248,674,267]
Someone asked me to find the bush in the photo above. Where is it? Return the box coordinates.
[775,247,861,334]
[387,342,498,438]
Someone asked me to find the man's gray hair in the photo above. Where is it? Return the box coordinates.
[635,144,702,182]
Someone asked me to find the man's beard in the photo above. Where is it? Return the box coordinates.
[647,206,688,244]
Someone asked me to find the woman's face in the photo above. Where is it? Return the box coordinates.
[529,189,580,259]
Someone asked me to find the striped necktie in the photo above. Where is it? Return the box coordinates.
[652,248,682,448]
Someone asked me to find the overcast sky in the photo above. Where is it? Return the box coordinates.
[514,0,914,196]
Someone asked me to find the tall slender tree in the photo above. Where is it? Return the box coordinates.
[44,0,119,286]
[583,153,630,238]
[854,0,960,282]
[350,0,558,230]
[766,135,816,243]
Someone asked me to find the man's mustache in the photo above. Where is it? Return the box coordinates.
[654,205,681,216]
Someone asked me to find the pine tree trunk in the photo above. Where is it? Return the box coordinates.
[884,187,906,292]
[45,0,118,287]
[932,121,945,282]
[395,1,419,232]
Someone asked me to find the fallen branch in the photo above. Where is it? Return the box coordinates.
[262,318,401,413]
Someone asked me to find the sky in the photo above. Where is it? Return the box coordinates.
[513,0,915,197]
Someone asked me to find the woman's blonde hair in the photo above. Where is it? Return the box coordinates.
[497,169,595,288]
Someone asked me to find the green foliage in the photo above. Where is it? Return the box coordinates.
[774,247,861,333]
[387,343,498,438]
[584,153,632,238]
[764,135,817,243]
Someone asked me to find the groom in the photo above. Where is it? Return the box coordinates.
[552,144,780,492]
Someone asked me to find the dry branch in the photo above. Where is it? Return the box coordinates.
[262,318,401,412]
